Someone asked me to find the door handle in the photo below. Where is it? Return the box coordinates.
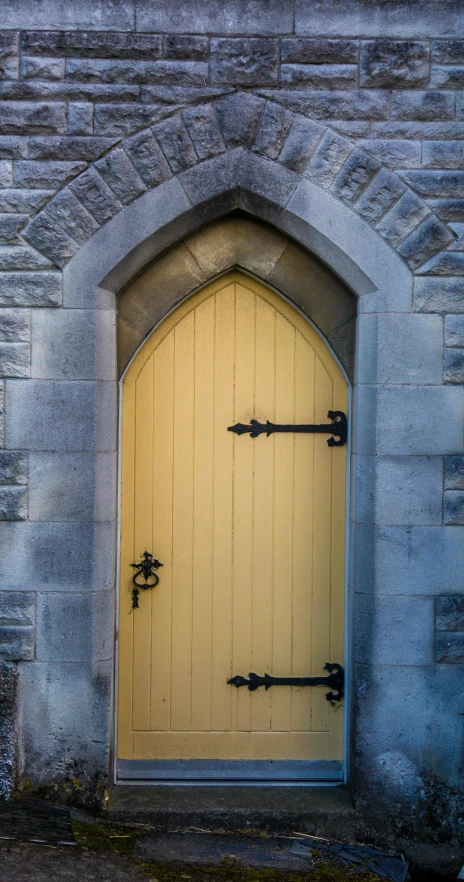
[130,550,163,609]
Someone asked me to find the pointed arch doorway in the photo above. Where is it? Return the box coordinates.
[117,271,348,783]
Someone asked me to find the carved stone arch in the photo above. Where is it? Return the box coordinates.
[116,214,357,379]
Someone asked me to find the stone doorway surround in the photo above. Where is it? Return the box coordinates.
[0,95,461,841]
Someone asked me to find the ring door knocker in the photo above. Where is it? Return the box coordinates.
[130,550,163,609]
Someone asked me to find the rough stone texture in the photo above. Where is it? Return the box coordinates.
[0,486,27,521]
[443,491,464,526]
[0,662,17,798]
[445,457,464,491]
[415,278,464,313]
[435,632,464,663]
[0,451,27,485]
[436,596,464,632]
[444,348,464,384]
[0,273,62,307]
[211,38,279,86]
[446,316,464,347]
[360,40,429,88]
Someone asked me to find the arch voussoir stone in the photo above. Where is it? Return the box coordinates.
[23,92,455,275]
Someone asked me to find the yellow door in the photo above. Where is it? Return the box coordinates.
[117,271,347,775]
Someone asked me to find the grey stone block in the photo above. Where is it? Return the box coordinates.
[0,381,3,448]
[3,2,133,29]
[136,0,292,34]
[36,593,93,662]
[0,246,52,272]
[444,348,464,384]
[356,169,406,223]
[67,103,93,136]
[0,343,29,379]
[415,277,464,313]
[278,115,323,173]
[391,91,454,121]
[0,162,12,188]
[432,40,464,64]
[258,88,390,120]
[354,593,434,665]
[354,385,464,455]
[0,79,140,102]
[372,120,464,138]
[0,273,61,307]
[445,456,464,490]
[93,103,173,138]
[31,308,115,381]
[45,190,99,247]
[215,92,264,148]
[358,139,421,169]
[0,102,66,135]
[95,149,147,205]
[0,592,34,627]
[431,65,464,89]
[443,490,464,525]
[401,170,464,199]
[210,38,278,86]
[252,102,293,161]
[0,137,28,160]
[295,1,462,39]
[5,380,116,452]
[353,454,443,526]
[69,167,122,225]
[430,199,464,223]
[397,215,453,270]
[445,315,464,347]
[422,141,464,169]
[29,451,116,523]
[21,57,64,80]
[435,631,464,663]
[0,214,28,244]
[182,105,225,161]
[13,160,85,190]
[360,40,429,88]
[0,189,53,214]
[23,212,79,268]
[281,63,357,89]
[0,660,17,797]
[0,487,27,521]
[331,149,381,204]
[163,35,208,60]
[419,251,464,276]
[281,38,358,64]
[22,31,161,58]
[356,313,443,385]
[153,116,197,173]
[436,596,464,632]
[0,452,27,486]
[0,309,29,343]
[306,130,352,187]
[124,130,171,188]
[66,58,208,86]
[0,626,34,661]
[0,521,116,594]
[29,136,115,161]
[0,32,18,80]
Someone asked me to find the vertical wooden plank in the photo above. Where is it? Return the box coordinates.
[132,356,154,731]
[191,296,215,731]
[150,335,174,730]
[170,311,195,732]
[271,314,295,732]
[211,285,235,731]
[251,292,275,733]
[118,377,136,757]
[291,333,315,733]
[311,357,333,733]
[231,283,255,732]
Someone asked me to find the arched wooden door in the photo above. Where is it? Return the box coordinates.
[117,271,348,782]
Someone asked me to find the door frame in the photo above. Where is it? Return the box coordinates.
[113,268,352,787]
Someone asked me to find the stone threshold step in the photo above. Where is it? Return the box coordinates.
[107,785,355,839]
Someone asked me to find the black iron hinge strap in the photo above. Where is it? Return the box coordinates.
[228,411,347,447]
[228,663,344,702]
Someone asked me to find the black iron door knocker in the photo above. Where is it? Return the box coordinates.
[130,550,163,609]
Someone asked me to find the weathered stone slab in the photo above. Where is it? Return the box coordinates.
[432,40,464,64]
[0,81,140,102]
[278,115,323,173]
[445,316,464,348]
[253,102,293,160]
[354,593,434,665]
[281,64,357,88]
[435,631,464,663]
[0,102,66,135]
[391,91,455,121]
[429,199,464,223]
[353,454,443,526]
[0,486,27,521]
[360,40,429,87]
[372,120,464,139]
[94,103,174,137]
[444,348,464,384]
[331,149,381,204]
[31,308,114,381]
[0,310,29,343]
[3,2,134,29]
[356,313,443,386]
[0,246,52,271]
[215,93,264,148]
[0,625,34,661]
[0,190,53,214]
[415,277,464,313]
[397,216,453,270]
[0,214,27,244]
[0,452,28,485]
[357,169,406,223]
[69,167,122,225]
[443,491,464,525]
[163,35,208,60]
[182,105,225,160]
[419,251,464,276]
[422,141,464,169]
[401,171,464,198]
[66,58,208,85]
[36,593,94,663]
[67,102,93,135]
[95,149,147,205]
[0,592,35,626]
[0,33,18,80]
[0,137,28,159]
[431,65,464,88]
[23,213,79,267]
[436,596,464,631]
[306,130,352,187]
[22,31,162,58]
[124,130,172,187]
[29,451,116,522]
[258,89,390,120]
[45,190,99,246]
[0,343,29,378]
[210,38,279,86]
[358,139,421,169]
[0,661,17,797]
[281,38,358,64]
[0,161,12,188]
[21,56,65,80]
[0,273,62,307]
[0,381,4,448]
[153,116,197,173]
[13,160,85,189]
[136,0,292,34]
[29,136,116,161]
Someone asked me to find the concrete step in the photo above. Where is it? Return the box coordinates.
[107,785,355,840]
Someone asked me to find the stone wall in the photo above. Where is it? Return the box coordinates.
[0,0,462,840]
